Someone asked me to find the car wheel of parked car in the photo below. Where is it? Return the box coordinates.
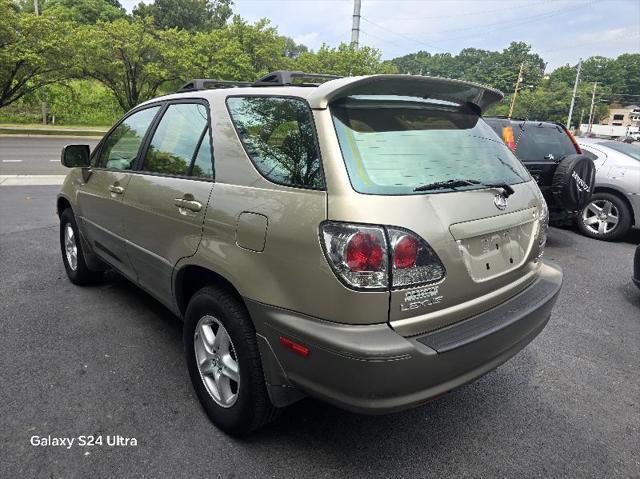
[577,192,632,241]
[184,286,279,435]
[59,208,103,285]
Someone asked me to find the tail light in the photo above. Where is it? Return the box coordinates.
[537,199,549,258]
[502,126,516,152]
[388,228,446,288]
[320,222,445,290]
[563,126,582,154]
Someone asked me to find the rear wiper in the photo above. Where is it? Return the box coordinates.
[414,178,516,197]
[413,179,481,192]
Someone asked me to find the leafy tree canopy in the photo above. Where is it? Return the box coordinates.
[0,1,76,108]
[133,0,233,31]
[295,43,397,76]
[73,17,189,110]
[17,0,126,23]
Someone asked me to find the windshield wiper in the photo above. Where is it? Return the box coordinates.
[413,179,481,192]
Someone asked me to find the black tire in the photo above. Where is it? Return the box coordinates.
[183,286,279,435]
[551,154,596,212]
[59,208,103,285]
[577,192,632,241]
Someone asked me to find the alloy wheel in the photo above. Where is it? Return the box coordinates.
[582,199,619,235]
[64,223,78,271]
[194,315,240,408]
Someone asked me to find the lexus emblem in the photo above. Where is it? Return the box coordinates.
[494,193,508,210]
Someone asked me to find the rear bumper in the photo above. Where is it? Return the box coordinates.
[247,260,563,414]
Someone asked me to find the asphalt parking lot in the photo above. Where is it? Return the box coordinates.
[1,184,639,478]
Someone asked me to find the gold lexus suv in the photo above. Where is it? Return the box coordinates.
[57,72,563,435]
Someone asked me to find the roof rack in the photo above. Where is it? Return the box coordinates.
[252,70,342,87]
[175,71,342,93]
[176,79,253,93]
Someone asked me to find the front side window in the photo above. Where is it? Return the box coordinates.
[331,97,530,195]
[226,96,324,189]
[97,106,160,170]
[143,103,212,178]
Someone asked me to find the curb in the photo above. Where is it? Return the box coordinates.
[0,127,106,138]
[0,175,66,186]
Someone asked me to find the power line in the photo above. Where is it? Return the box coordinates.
[360,17,441,52]
[361,2,588,52]
[384,0,554,20]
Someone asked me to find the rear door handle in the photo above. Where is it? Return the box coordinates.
[108,184,124,194]
[174,196,202,213]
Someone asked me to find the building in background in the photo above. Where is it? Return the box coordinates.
[601,104,640,127]
[579,105,640,139]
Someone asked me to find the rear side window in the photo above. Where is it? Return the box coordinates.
[226,96,324,189]
[600,141,640,161]
[97,106,160,170]
[513,124,577,163]
[143,103,212,178]
[331,98,529,195]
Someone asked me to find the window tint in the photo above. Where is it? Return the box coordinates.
[97,106,160,170]
[143,103,211,177]
[192,134,214,178]
[513,124,577,162]
[227,96,323,189]
[331,99,529,195]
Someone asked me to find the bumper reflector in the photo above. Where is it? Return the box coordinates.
[279,336,310,357]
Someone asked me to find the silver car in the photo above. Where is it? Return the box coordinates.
[577,139,640,240]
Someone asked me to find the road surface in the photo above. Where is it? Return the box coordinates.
[0,136,100,175]
[1,185,639,477]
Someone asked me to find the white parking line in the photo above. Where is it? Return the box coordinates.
[2,159,22,162]
[49,159,59,162]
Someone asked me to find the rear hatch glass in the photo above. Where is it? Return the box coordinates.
[330,97,530,195]
[511,123,577,163]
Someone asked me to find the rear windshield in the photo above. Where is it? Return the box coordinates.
[512,123,577,162]
[331,98,530,195]
[600,141,640,161]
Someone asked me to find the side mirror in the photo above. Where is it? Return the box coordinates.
[61,145,90,168]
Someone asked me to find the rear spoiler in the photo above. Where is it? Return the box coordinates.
[306,74,503,113]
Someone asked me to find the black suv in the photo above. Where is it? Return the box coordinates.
[485,118,596,223]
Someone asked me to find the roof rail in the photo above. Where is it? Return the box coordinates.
[176,79,253,93]
[253,70,342,87]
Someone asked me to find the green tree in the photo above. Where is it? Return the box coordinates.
[73,17,188,110]
[44,0,126,24]
[0,1,75,108]
[133,0,233,31]
[391,41,544,93]
[169,17,290,85]
[294,43,397,76]
[280,36,308,59]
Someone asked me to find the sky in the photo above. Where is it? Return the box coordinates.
[121,0,640,71]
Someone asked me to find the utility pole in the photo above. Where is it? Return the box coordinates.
[351,0,361,49]
[587,82,598,134]
[578,107,585,130]
[33,0,48,125]
[507,63,524,119]
[566,58,582,129]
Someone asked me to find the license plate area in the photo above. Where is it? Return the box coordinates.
[456,222,534,282]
